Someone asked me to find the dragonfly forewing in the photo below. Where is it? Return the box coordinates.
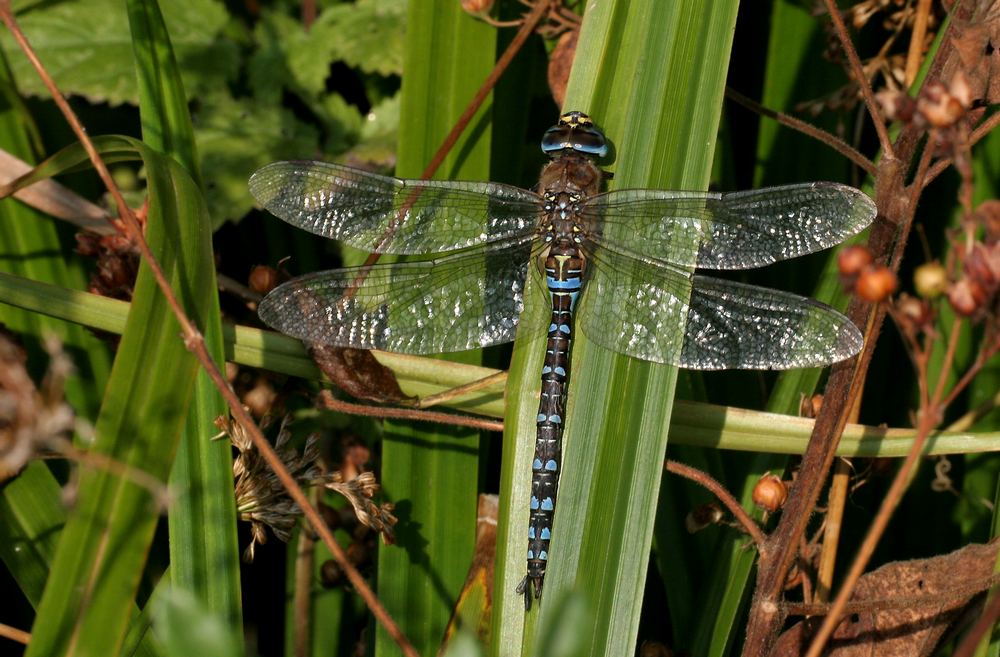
[257,238,538,354]
[249,161,543,255]
[585,182,876,270]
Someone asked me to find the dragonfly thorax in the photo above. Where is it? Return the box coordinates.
[541,190,585,245]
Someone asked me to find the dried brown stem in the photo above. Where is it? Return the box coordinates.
[319,391,505,432]
[815,458,850,602]
[904,0,933,87]
[822,0,895,157]
[415,370,508,409]
[664,459,766,549]
[292,489,318,657]
[0,622,30,645]
[724,87,877,177]
[0,6,419,656]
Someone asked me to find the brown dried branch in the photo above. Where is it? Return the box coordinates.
[664,459,767,549]
[318,390,504,432]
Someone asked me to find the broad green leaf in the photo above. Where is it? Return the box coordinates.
[495,3,740,656]
[308,0,407,77]
[193,90,320,226]
[1,0,236,106]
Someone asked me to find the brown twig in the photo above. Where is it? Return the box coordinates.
[319,391,504,432]
[0,622,30,645]
[415,370,508,409]
[292,490,318,657]
[814,458,850,602]
[419,0,552,182]
[822,0,895,158]
[904,0,933,87]
[664,459,767,549]
[724,87,877,177]
[0,6,419,656]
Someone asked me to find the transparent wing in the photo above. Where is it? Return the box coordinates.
[257,238,539,354]
[578,247,862,369]
[582,182,875,270]
[249,161,542,255]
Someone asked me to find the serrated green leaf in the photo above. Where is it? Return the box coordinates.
[309,0,406,77]
[192,91,320,226]
[1,0,236,106]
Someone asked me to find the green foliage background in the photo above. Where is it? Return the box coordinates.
[0,1,997,657]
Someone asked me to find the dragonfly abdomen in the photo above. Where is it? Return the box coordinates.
[519,248,584,608]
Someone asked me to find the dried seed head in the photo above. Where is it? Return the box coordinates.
[916,81,967,128]
[855,265,898,302]
[947,278,983,316]
[224,415,329,561]
[896,294,932,328]
[327,471,397,545]
[876,89,916,123]
[973,200,1000,239]
[753,473,788,513]
[913,261,948,299]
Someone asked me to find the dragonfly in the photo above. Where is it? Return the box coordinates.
[249,111,877,610]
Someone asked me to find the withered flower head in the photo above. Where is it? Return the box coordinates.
[0,334,76,480]
[222,415,327,562]
[327,470,397,545]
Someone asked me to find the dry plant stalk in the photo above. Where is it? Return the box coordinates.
[740,1,1000,655]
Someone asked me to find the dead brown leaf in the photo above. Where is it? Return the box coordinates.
[771,541,1000,656]
[309,343,411,403]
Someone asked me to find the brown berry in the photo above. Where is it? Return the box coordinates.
[913,262,948,299]
[753,473,788,513]
[249,265,279,295]
[460,0,493,14]
[319,560,343,588]
[838,245,874,277]
[855,265,897,302]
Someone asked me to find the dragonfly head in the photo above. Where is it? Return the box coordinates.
[541,111,608,159]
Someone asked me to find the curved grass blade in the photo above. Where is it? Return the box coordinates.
[125,0,240,635]
[17,136,216,657]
